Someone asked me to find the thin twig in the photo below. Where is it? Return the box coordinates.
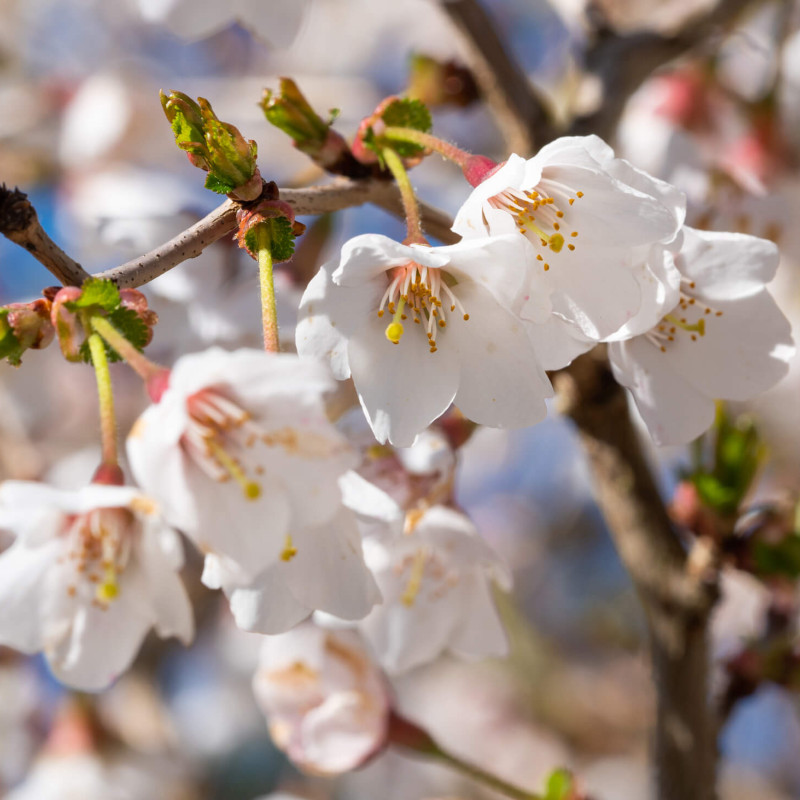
[439,0,553,154]
[0,185,90,286]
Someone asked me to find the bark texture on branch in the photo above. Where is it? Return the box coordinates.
[0,185,90,286]
[555,350,718,800]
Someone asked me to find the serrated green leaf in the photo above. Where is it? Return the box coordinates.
[204,173,237,194]
[244,217,296,263]
[0,316,23,366]
[66,279,120,312]
[80,307,149,365]
[382,98,432,132]
[380,98,432,157]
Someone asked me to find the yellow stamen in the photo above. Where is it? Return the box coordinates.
[401,549,428,607]
[385,297,406,344]
[280,533,298,561]
[206,438,262,499]
[664,314,705,336]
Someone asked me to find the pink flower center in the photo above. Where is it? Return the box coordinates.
[183,389,263,501]
[62,507,136,608]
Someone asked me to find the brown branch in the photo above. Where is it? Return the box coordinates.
[568,0,760,141]
[0,185,90,286]
[555,348,719,800]
[439,0,553,154]
[91,180,456,288]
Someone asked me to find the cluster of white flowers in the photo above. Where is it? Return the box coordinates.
[299,135,794,447]
[0,133,793,775]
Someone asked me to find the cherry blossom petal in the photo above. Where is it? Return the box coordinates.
[609,337,716,445]
[0,540,61,653]
[347,311,460,447]
[676,227,780,300]
[448,282,553,428]
[332,235,447,287]
[449,572,509,661]
[657,289,793,401]
[296,264,383,380]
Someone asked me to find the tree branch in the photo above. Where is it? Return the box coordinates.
[554,349,719,800]
[567,0,760,141]
[0,185,90,286]
[0,179,454,290]
[439,0,553,154]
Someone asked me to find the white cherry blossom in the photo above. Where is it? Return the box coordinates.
[253,621,390,775]
[609,227,795,444]
[201,502,380,635]
[358,504,511,674]
[0,481,193,691]
[127,348,360,583]
[296,233,555,447]
[453,135,685,342]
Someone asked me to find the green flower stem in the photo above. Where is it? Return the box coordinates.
[86,331,118,468]
[90,315,163,384]
[255,226,280,353]
[381,147,426,244]
[381,127,472,168]
[430,744,543,800]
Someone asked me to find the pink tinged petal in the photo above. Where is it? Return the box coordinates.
[168,348,336,411]
[46,569,155,692]
[333,235,446,287]
[451,154,529,238]
[448,573,509,661]
[0,540,62,653]
[136,525,194,644]
[448,283,553,429]
[676,227,780,300]
[338,471,403,525]
[228,568,312,634]
[656,289,793,401]
[609,338,716,445]
[301,692,388,774]
[347,310,460,447]
[281,508,381,622]
[359,577,460,674]
[549,244,645,340]
[296,265,382,380]
[525,315,594,371]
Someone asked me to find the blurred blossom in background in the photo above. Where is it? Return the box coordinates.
[2,0,800,798]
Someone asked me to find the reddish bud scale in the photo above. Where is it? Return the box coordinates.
[119,289,158,346]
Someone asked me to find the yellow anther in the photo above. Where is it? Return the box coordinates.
[386,322,404,343]
[280,534,298,562]
[401,549,428,607]
[385,297,407,344]
[664,314,705,336]
[207,438,262,500]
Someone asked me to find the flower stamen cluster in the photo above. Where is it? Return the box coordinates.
[183,389,264,500]
[492,186,583,262]
[377,262,469,351]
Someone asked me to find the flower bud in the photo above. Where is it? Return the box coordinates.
[261,79,369,177]
[407,54,479,109]
[0,298,54,365]
[119,289,158,347]
[160,90,261,201]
